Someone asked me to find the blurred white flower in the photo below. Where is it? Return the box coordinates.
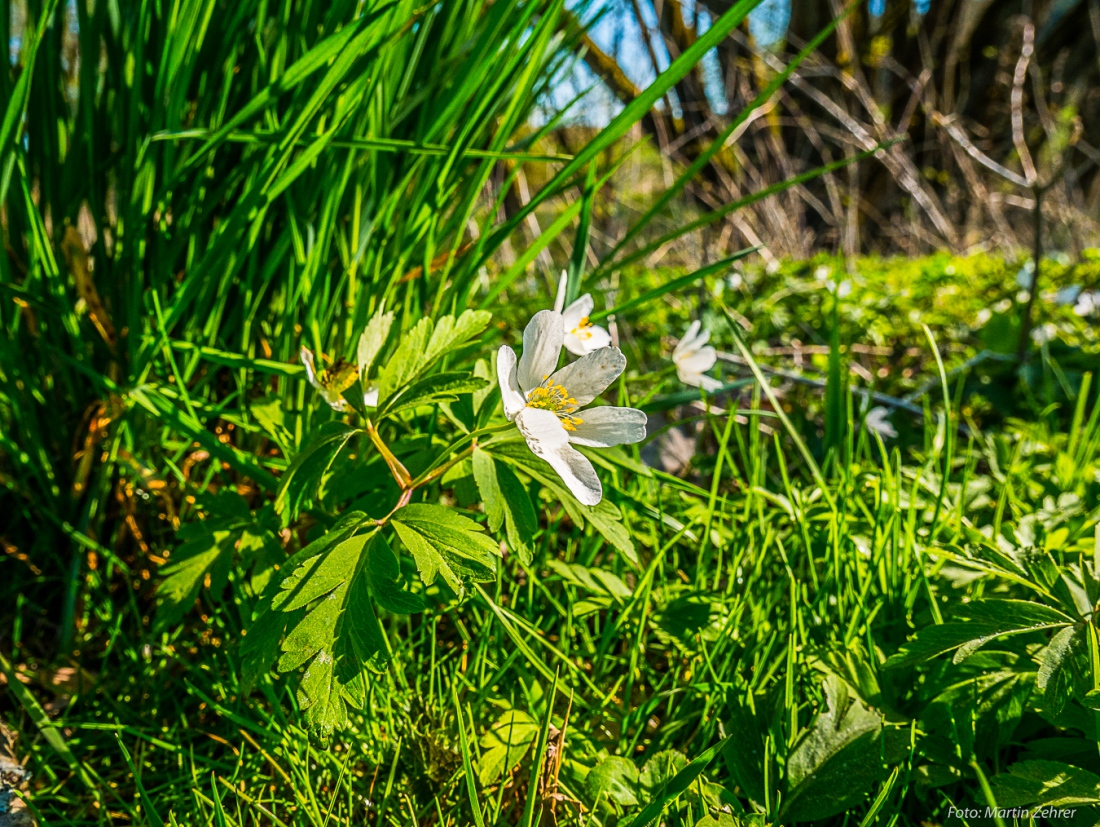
[1031,323,1057,345]
[498,310,646,505]
[864,406,897,439]
[553,272,611,356]
[1056,285,1082,306]
[300,346,356,411]
[673,321,722,392]
[976,308,992,326]
[814,265,831,281]
[1075,291,1099,316]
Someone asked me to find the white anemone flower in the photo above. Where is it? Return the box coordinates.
[498,310,647,506]
[300,346,356,411]
[553,272,612,356]
[864,406,897,439]
[1075,291,1099,317]
[673,321,722,392]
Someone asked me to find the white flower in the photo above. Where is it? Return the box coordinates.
[300,346,357,411]
[1031,322,1057,345]
[553,272,612,356]
[1075,291,1099,316]
[864,406,897,439]
[673,321,722,392]
[498,310,647,506]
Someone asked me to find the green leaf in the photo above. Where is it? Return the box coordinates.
[273,532,373,612]
[547,559,630,616]
[391,503,500,594]
[275,531,387,742]
[884,603,1073,668]
[473,448,538,565]
[156,522,238,630]
[639,750,688,794]
[477,709,539,786]
[696,816,766,827]
[365,533,425,614]
[357,306,396,379]
[585,755,639,808]
[274,422,358,526]
[240,600,291,693]
[722,698,767,808]
[251,395,293,454]
[423,310,492,366]
[628,738,732,827]
[780,676,884,822]
[491,440,636,562]
[1038,625,1086,717]
[378,371,488,420]
[375,311,492,407]
[989,760,1100,807]
[376,317,434,402]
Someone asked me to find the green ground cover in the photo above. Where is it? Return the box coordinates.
[5,253,1100,826]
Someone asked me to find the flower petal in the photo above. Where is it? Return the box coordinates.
[864,406,898,439]
[563,323,612,356]
[554,271,567,314]
[300,346,322,390]
[676,345,717,375]
[497,345,526,421]
[517,310,564,393]
[562,293,594,329]
[300,346,349,410]
[546,346,626,407]
[517,407,602,505]
[673,320,701,359]
[569,406,648,448]
[363,386,380,408]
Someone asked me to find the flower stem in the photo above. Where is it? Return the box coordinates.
[364,418,412,489]
[410,422,515,488]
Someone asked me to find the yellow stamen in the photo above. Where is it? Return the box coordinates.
[318,358,357,394]
[526,380,582,429]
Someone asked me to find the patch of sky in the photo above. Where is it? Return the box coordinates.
[747,0,790,52]
[537,0,729,126]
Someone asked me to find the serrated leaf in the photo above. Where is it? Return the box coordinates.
[491,440,636,562]
[547,560,630,606]
[277,538,388,741]
[780,675,883,821]
[274,532,373,612]
[378,371,488,420]
[366,533,425,614]
[357,307,395,379]
[240,600,291,693]
[585,755,639,807]
[376,317,434,402]
[239,527,283,596]
[477,709,539,785]
[156,523,239,630]
[274,422,358,526]
[279,580,348,672]
[391,503,500,594]
[422,310,492,366]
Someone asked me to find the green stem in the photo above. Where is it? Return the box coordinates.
[410,421,516,488]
